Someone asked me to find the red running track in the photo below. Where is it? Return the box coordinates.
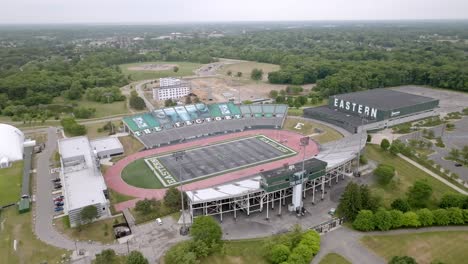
[105,129,319,211]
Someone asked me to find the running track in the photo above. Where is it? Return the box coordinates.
[105,129,319,211]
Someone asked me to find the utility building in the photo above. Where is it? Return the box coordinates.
[58,136,110,227]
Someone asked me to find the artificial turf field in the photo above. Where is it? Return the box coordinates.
[121,135,296,188]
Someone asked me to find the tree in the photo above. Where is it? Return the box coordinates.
[269,90,279,99]
[439,194,465,208]
[236,72,242,77]
[173,66,179,73]
[416,208,434,226]
[129,93,146,110]
[389,256,418,264]
[73,107,96,119]
[164,99,176,107]
[391,199,411,212]
[64,81,83,100]
[337,182,362,221]
[164,241,198,264]
[80,205,98,224]
[353,210,375,231]
[360,184,380,212]
[380,138,390,150]
[126,250,149,264]
[269,244,290,264]
[190,216,222,253]
[95,249,117,264]
[367,134,372,142]
[226,70,232,76]
[135,198,156,215]
[185,96,192,104]
[447,207,464,224]
[61,117,87,136]
[373,209,392,231]
[164,187,183,209]
[251,68,264,80]
[374,164,395,185]
[407,180,433,208]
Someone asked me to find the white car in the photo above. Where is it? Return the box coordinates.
[156,218,162,225]
[328,208,336,216]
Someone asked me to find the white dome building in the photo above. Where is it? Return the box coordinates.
[0,124,26,168]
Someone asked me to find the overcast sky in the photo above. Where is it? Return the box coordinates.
[1,0,468,24]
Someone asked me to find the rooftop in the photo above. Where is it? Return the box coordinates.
[90,137,123,154]
[332,88,437,110]
[58,137,107,211]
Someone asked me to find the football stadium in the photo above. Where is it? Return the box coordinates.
[106,100,369,222]
[304,88,439,133]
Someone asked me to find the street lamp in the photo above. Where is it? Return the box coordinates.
[172,151,188,235]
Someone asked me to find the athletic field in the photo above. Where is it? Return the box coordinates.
[126,135,296,188]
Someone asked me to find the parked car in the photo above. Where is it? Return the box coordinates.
[54,198,63,202]
[56,195,64,199]
[455,163,462,167]
[51,178,60,182]
[328,208,336,216]
[54,207,63,212]
[55,202,64,206]
[54,185,62,189]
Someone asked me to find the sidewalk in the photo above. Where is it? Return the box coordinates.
[397,154,468,195]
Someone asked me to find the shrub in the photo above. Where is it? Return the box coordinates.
[353,210,375,231]
[463,209,468,223]
[447,207,464,224]
[433,209,450,226]
[439,194,465,208]
[380,138,390,150]
[401,212,420,227]
[269,244,291,264]
[373,209,392,231]
[416,208,434,227]
[389,256,417,264]
[389,210,404,229]
[407,180,433,208]
[391,199,411,212]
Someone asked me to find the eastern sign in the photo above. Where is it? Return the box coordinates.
[333,98,378,119]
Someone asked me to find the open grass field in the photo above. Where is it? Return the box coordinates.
[365,145,456,208]
[318,253,351,264]
[361,231,468,264]
[52,97,129,118]
[120,61,202,81]
[54,215,126,244]
[0,161,23,205]
[221,61,280,83]
[119,136,144,156]
[121,159,164,189]
[283,117,343,144]
[0,207,68,263]
[201,238,268,264]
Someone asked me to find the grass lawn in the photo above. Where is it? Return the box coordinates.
[361,231,468,264]
[76,99,128,118]
[319,253,351,264]
[119,136,144,156]
[201,238,269,264]
[221,61,280,83]
[365,145,456,208]
[131,203,178,224]
[0,207,68,263]
[0,161,23,205]
[109,189,135,204]
[121,159,164,189]
[54,215,126,244]
[283,117,343,144]
[84,121,121,139]
[120,61,202,81]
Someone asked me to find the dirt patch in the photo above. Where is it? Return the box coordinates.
[128,64,178,72]
[407,241,433,264]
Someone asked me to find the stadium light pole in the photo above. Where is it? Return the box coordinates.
[173,150,188,235]
[300,136,309,203]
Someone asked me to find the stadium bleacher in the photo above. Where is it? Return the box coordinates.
[123,102,288,148]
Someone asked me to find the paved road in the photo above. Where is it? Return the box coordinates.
[313,225,468,264]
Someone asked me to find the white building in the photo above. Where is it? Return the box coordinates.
[153,77,191,101]
[58,136,111,227]
[90,137,124,159]
[0,124,35,168]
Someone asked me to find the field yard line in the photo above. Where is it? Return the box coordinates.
[143,135,297,187]
[397,154,468,195]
